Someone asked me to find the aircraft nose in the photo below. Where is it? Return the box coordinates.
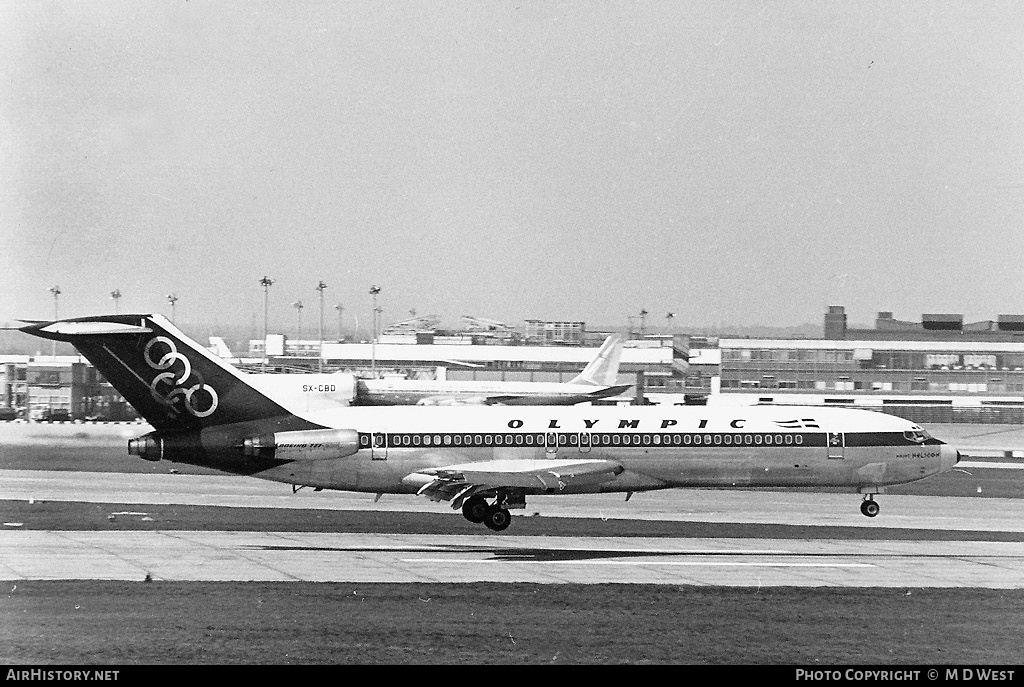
[939,444,960,472]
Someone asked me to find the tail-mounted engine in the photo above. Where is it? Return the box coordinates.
[242,428,361,461]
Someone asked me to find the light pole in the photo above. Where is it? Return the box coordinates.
[167,294,178,323]
[369,285,381,377]
[334,303,344,342]
[316,282,327,372]
[110,289,121,314]
[292,300,304,354]
[639,309,648,338]
[259,276,274,372]
[49,286,60,358]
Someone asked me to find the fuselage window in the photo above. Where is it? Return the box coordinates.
[704,434,712,445]
[494,435,503,446]
[775,434,783,444]
[515,434,523,445]
[684,434,692,445]
[713,434,722,445]
[360,435,370,447]
[723,434,732,445]
[795,435,803,445]
[784,434,793,445]
[484,434,493,445]
[423,435,432,446]
[525,434,534,445]
[642,434,651,445]
[453,435,462,446]
[505,434,514,445]
[612,434,621,445]
[413,435,422,446]
[692,434,700,445]
[474,434,482,445]
[754,434,762,445]
[559,434,568,446]
[673,434,682,445]
[734,434,742,444]
[653,435,662,445]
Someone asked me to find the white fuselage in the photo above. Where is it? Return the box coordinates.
[246,404,958,495]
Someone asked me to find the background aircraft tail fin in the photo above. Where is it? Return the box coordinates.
[569,334,624,386]
[208,336,235,359]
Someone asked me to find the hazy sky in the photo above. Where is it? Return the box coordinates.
[3,1,1023,336]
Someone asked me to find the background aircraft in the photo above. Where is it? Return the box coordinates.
[354,334,629,405]
[206,332,629,407]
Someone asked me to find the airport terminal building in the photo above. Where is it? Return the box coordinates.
[716,306,1024,423]
[8,308,1024,423]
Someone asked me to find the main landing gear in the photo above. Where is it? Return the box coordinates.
[461,493,519,532]
[860,495,880,518]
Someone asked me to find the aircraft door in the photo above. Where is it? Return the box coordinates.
[827,432,844,460]
[578,432,592,454]
[545,432,558,455]
[371,432,388,461]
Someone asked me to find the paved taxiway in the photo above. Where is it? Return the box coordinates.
[3,468,1024,587]
[3,529,1023,587]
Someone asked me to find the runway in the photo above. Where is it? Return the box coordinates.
[4,468,1024,587]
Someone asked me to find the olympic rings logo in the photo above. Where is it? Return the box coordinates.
[144,336,219,418]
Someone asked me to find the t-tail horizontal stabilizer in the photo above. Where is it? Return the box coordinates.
[19,314,302,432]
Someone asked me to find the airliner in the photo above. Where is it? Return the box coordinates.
[354,334,630,405]
[206,332,629,406]
[20,314,960,531]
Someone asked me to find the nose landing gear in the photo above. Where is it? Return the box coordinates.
[860,496,880,518]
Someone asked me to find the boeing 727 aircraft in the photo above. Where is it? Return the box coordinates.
[355,334,629,405]
[20,315,960,531]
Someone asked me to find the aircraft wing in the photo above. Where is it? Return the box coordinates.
[406,458,624,504]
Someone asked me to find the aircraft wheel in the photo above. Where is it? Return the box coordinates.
[483,506,511,532]
[462,496,489,523]
[860,499,880,518]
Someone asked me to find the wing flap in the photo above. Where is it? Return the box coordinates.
[406,458,624,492]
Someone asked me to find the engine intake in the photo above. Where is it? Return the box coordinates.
[242,428,361,461]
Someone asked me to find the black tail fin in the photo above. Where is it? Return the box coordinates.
[20,314,292,431]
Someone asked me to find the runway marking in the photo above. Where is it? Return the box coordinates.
[958,461,1024,470]
[401,558,874,568]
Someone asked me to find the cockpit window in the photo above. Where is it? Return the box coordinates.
[903,429,929,443]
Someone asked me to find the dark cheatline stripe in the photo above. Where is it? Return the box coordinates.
[356,431,929,450]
